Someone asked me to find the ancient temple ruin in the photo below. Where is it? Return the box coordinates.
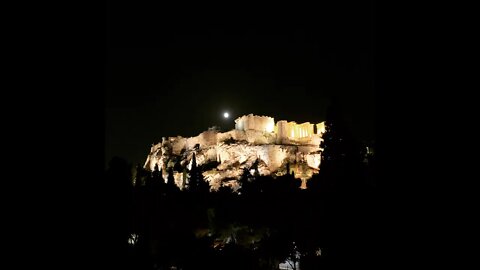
[144,114,325,190]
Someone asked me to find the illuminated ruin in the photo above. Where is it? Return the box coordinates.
[144,114,325,190]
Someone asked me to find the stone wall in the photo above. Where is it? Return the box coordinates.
[235,114,275,133]
[170,136,187,155]
[143,114,326,191]
[316,122,326,134]
[276,120,324,145]
[306,153,321,169]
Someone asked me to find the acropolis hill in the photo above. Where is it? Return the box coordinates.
[144,114,325,190]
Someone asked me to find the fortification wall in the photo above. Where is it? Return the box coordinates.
[199,130,217,146]
[235,114,275,133]
[217,129,247,143]
[185,136,200,150]
[143,114,326,190]
[170,136,187,155]
[316,122,326,134]
[245,130,276,144]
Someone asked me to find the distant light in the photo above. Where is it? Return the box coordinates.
[128,234,138,245]
[223,112,229,118]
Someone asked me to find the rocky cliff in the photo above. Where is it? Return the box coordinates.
[144,115,324,191]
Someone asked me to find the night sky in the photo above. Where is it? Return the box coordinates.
[106,3,375,166]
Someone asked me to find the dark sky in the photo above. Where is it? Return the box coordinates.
[106,3,375,166]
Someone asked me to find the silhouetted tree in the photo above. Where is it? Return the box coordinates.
[238,168,254,195]
[167,167,175,185]
[166,167,180,194]
[173,158,183,172]
[146,163,165,189]
[276,165,301,193]
[104,157,134,268]
[188,153,199,190]
[134,163,148,187]
[197,171,210,194]
[308,99,367,192]
[188,153,210,193]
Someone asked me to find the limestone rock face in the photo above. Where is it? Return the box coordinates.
[144,115,325,191]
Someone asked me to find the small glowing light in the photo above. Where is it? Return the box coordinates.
[223,112,229,118]
[128,233,139,245]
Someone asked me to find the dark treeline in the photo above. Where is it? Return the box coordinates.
[103,104,377,270]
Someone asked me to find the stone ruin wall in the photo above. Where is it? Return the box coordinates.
[143,114,327,189]
[276,120,324,145]
[144,115,326,170]
[235,114,275,133]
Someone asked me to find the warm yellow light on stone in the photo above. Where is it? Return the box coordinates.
[144,114,326,191]
[316,122,325,134]
[234,114,275,132]
[265,121,275,133]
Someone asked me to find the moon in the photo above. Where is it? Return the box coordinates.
[223,112,229,118]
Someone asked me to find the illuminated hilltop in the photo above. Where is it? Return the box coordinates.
[144,114,325,190]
